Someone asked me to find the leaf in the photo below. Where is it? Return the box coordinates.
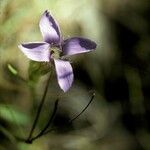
[7,64,18,75]
[0,105,29,125]
[0,125,16,144]
[28,61,51,84]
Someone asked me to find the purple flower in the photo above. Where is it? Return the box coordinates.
[18,10,97,92]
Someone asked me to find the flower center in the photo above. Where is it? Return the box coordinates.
[51,47,61,59]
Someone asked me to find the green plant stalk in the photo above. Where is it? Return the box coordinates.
[26,72,52,143]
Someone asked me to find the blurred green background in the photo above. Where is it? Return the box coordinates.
[0,0,150,149]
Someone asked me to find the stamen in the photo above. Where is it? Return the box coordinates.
[51,47,61,59]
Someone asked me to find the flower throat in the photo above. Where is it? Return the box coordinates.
[51,47,61,59]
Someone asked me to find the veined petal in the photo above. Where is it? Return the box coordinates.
[62,37,97,56]
[54,59,73,92]
[39,10,61,44]
[18,42,50,62]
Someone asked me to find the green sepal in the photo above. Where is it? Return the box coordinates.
[28,61,51,84]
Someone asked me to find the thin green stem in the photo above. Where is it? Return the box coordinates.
[29,99,59,143]
[26,73,51,143]
[69,92,95,123]
[42,92,95,136]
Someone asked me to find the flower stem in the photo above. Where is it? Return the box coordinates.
[26,73,52,143]
[69,92,95,123]
[42,92,95,136]
[28,99,59,143]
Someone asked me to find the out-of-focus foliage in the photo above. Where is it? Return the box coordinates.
[0,0,150,150]
[0,104,29,125]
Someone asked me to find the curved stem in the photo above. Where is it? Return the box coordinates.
[69,92,95,123]
[26,73,52,143]
[42,92,95,136]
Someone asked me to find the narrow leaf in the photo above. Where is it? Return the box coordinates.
[7,64,18,75]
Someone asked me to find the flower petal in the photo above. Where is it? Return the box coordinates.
[39,10,61,44]
[62,37,97,56]
[54,59,73,92]
[18,42,50,62]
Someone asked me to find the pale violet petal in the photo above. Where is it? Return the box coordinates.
[63,37,97,56]
[39,10,61,44]
[18,42,50,62]
[54,59,73,92]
